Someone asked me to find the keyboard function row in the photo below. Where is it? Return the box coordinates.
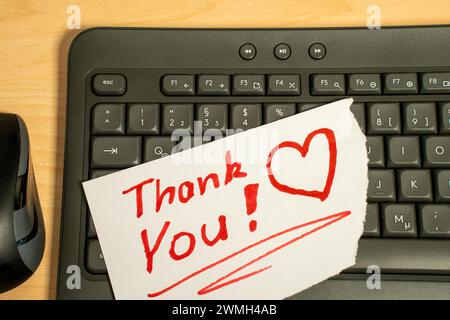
[90,72,450,96]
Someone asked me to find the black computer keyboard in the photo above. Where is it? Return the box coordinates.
[57,27,450,299]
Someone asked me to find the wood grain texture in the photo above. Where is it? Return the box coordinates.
[0,0,449,300]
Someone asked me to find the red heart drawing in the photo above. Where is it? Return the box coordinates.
[266,128,337,201]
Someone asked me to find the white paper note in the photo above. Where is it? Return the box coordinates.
[83,98,368,300]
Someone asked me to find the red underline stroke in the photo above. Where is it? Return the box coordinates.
[147,210,351,298]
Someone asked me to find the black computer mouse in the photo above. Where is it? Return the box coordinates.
[0,113,45,293]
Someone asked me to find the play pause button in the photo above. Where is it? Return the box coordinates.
[274,43,291,60]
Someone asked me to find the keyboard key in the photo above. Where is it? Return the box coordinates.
[92,74,126,96]
[382,204,417,237]
[127,104,159,135]
[230,104,262,130]
[348,74,381,95]
[363,203,380,237]
[367,169,396,202]
[421,73,450,93]
[439,102,450,133]
[350,102,365,133]
[91,136,141,168]
[435,170,450,202]
[274,43,291,60]
[232,75,265,95]
[309,43,326,60]
[197,75,230,95]
[403,102,437,134]
[311,74,345,95]
[196,104,227,134]
[88,169,117,245]
[264,103,296,123]
[419,204,450,238]
[161,75,195,95]
[423,136,450,167]
[161,104,194,134]
[367,103,401,134]
[88,170,116,245]
[86,239,107,274]
[267,75,300,95]
[86,212,97,238]
[297,103,321,113]
[89,169,117,179]
[91,103,125,135]
[144,136,174,162]
[366,136,385,168]
[387,136,420,168]
[398,169,433,202]
[384,73,418,94]
[239,43,256,60]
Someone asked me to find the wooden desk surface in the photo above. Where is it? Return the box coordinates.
[0,0,449,300]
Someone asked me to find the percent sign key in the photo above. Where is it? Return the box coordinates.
[266,104,296,123]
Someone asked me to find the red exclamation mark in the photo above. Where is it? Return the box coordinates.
[244,183,259,232]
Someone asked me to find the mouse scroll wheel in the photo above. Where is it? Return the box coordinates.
[14,174,28,210]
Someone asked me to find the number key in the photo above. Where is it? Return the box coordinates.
[403,102,437,134]
[264,103,296,123]
[127,104,159,135]
[196,104,227,134]
[297,103,321,113]
[230,104,262,130]
[367,103,401,134]
[161,104,194,134]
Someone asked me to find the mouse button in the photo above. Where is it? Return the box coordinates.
[14,173,28,210]
[13,206,33,242]
[15,116,29,177]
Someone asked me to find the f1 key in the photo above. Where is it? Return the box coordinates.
[162,75,195,95]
